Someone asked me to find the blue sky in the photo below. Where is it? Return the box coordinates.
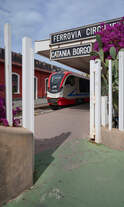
[0,0,123,71]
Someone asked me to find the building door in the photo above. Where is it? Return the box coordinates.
[45,78,48,96]
[34,77,38,99]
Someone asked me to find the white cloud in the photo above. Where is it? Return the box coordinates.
[0,0,123,43]
[0,0,123,71]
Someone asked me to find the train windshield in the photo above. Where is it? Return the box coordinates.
[50,73,64,93]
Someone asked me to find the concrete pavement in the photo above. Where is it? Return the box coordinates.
[3,104,124,207]
[4,139,124,207]
[35,103,89,154]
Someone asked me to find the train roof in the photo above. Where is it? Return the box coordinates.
[52,70,89,80]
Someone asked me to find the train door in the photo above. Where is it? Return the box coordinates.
[63,75,76,98]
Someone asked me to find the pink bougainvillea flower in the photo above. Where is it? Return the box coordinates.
[107,56,112,60]
[0,84,21,127]
[92,17,124,59]
[0,118,9,126]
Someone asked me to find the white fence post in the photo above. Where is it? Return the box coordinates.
[108,59,112,130]
[95,59,101,143]
[90,60,95,138]
[4,23,13,126]
[119,50,124,131]
[22,37,34,133]
[101,96,108,127]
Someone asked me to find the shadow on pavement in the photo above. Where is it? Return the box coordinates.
[34,132,71,183]
[69,103,89,110]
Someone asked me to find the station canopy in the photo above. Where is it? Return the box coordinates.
[35,17,121,74]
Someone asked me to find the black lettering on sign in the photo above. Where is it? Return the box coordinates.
[50,44,92,60]
[50,17,121,45]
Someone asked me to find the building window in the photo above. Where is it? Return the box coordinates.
[12,73,20,94]
[45,78,48,94]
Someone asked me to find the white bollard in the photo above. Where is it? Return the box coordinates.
[95,59,101,143]
[22,37,34,133]
[4,23,13,126]
[101,96,108,127]
[108,59,112,130]
[90,60,95,138]
[119,50,124,131]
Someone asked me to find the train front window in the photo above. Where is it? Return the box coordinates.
[50,73,64,92]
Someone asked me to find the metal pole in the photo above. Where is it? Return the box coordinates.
[119,50,124,131]
[22,37,34,133]
[108,59,112,130]
[90,60,95,138]
[95,59,101,143]
[4,23,13,126]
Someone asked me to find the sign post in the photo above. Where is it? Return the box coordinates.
[119,50,124,131]
[109,60,112,130]
[95,59,101,143]
[22,37,34,133]
[4,23,13,126]
[90,60,95,138]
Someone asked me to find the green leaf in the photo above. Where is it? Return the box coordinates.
[96,34,103,48]
[90,51,99,57]
[105,59,109,68]
[101,61,108,70]
[98,49,104,62]
[101,74,107,85]
[114,59,118,71]
[109,46,116,59]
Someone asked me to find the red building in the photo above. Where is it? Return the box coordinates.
[0,48,61,100]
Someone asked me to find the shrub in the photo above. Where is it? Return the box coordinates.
[0,84,21,127]
[91,17,124,117]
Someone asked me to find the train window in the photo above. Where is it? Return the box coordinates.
[50,73,64,86]
[50,73,65,93]
[65,76,75,86]
[79,78,89,92]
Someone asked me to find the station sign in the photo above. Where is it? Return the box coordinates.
[50,17,121,45]
[50,43,92,60]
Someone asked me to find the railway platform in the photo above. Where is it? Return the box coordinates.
[13,98,48,110]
